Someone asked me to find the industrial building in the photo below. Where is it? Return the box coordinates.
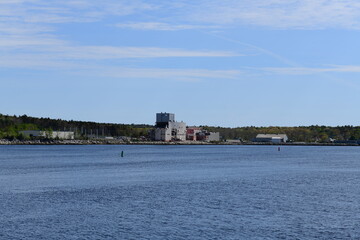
[253,134,288,143]
[187,127,220,142]
[154,113,186,141]
[156,113,175,127]
[197,131,220,142]
[186,127,202,141]
[154,112,221,142]
[19,130,75,139]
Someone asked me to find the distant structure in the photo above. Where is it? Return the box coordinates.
[153,113,220,142]
[253,134,288,143]
[333,140,360,145]
[187,127,220,142]
[154,113,186,141]
[226,139,242,143]
[197,131,220,142]
[156,113,175,127]
[186,127,202,141]
[19,130,75,140]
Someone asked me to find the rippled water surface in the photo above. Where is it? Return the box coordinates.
[1,145,360,239]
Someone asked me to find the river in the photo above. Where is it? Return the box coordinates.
[0,145,359,239]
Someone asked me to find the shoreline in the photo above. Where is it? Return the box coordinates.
[0,139,359,146]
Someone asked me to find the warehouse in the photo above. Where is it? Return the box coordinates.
[19,130,75,140]
[253,134,288,143]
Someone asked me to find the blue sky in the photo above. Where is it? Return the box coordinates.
[1,0,360,127]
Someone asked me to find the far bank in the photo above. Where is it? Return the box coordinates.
[1,139,359,146]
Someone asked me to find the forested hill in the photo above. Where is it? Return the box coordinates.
[1,113,360,142]
[0,114,152,139]
[203,125,360,142]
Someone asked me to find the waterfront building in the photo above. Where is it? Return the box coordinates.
[154,113,220,142]
[154,113,186,141]
[206,132,220,142]
[187,127,220,142]
[195,131,220,142]
[226,139,242,143]
[19,130,75,139]
[253,134,288,143]
[186,127,202,141]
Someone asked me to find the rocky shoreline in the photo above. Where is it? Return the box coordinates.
[0,139,223,145]
[0,139,359,146]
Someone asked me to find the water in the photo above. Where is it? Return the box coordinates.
[1,145,360,239]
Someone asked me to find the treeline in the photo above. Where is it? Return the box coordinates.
[1,113,360,142]
[203,125,360,142]
[0,114,152,139]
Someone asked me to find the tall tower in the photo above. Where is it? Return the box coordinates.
[155,112,175,128]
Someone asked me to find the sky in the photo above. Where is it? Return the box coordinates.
[1,0,360,127]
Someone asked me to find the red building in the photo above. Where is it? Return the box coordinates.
[186,127,202,141]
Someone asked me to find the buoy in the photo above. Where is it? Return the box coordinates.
[278,147,280,151]
[121,151,124,157]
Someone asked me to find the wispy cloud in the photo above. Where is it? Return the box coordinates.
[3,0,360,31]
[263,65,360,75]
[0,44,239,64]
[4,0,360,85]
[0,0,240,75]
[0,0,155,24]
[187,0,360,30]
[58,46,239,59]
[114,0,360,31]
[0,53,241,81]
[93,0,360,31]
[0,35,64,48]
[96,67,241,81]
[115,22,218,31]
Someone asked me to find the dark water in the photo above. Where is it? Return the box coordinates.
[1,145,360,239]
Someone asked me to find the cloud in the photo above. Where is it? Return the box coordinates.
[0,44,239,63]
[0,0,240,72]
[122,1,360,32]
[263,65,360,75]
[0,0,155,24]
[0,41,240,84]
[0,35,64,47]
[114,0,360,31]
[115,22,218,31]
[187,0,360,30]
[5,0,360,84]
[57,46,239,59]
[0,53,241,81]
[3,0,360,30]
[81,67,242,82]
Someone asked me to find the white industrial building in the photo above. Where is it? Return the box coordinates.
[19,130,75,140]
[253,134,288,143]
[154,113,186,141]
[206,132,220,142]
